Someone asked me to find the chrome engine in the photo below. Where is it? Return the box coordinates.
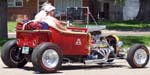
[85,31,116,64]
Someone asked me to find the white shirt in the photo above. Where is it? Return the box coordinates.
[34,10,47,22]
[42,16,57,28]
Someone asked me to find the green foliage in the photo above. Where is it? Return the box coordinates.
[0,38,13,48]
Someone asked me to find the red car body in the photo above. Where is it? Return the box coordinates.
[17,27,91,56]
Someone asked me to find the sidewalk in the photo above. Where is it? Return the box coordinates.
[8,30,150,38]
[101,30,150,36]
[8,33,16,38]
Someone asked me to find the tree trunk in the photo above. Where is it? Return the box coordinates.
[89,0,99,21]
[135,0,150,22]
[0,0,8,38]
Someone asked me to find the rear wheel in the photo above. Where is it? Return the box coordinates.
[31,43,62,73]
[127,44,149,68]
[1,40,27,68]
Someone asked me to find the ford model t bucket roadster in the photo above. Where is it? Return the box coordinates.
[1,21,149,73]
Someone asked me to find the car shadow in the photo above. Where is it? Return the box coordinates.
[128,67,149,69]
[60,64,127,71]
[3,63,127,74]
[3,66,62,74]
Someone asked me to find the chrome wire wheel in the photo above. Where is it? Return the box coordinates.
[133,49,147,65]
[42,49,59,69]
[31,43,62,73]
[127,44,149,68]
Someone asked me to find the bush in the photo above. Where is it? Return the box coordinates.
[119,36,150,47]
[0,38,13,48]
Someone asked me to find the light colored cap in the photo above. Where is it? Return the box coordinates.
[41,2,55,13]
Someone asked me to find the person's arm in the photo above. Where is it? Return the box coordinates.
[60,21,67,26]
[53,18,68,31]
[60,21,74,27]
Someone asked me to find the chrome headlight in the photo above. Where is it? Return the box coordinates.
[117,41,123,47]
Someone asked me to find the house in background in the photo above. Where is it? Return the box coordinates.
[89,0,123,21]
[8,0,38,21]
[7,0,139,21]
[8,0,89,21]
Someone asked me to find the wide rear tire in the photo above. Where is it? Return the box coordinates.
[1,40,27,68]
[127,44,149,68]
[31,43,62,73]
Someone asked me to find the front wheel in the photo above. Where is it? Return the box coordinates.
[31,43,62,73]
[127,44,149,68]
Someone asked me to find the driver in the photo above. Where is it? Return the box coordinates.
[40,3,69,31]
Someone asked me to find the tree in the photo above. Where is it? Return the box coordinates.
[115,0,150,22]
[0,0,8,38]
[135,0,150,22]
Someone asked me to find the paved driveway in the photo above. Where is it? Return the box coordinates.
[0,59,150,75]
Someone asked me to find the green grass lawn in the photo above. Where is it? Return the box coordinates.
[0,36,150,49]
[100,21,150,31]
[119,36,150,47]
[7,21,150,32]
[8,21,17,33]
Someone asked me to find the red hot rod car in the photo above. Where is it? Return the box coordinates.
[1,21,149,73]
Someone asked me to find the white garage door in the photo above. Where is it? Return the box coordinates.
[54,0,82,14]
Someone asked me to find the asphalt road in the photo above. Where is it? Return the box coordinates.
[0,59,150,75]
